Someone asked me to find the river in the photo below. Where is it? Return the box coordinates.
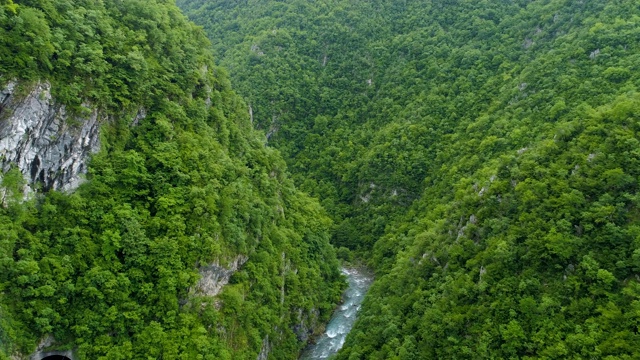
[299,267,373,360]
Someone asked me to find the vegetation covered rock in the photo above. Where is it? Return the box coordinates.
[0,1,343,359]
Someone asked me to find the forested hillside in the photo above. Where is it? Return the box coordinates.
[0,1,342,359]
[180,0,640,358]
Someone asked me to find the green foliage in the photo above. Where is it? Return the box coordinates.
[1,167,25,206]
[0,0,216,111]
[0,0,343,358]
[180,0,640,357]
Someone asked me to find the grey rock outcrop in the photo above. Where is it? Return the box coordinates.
[9,335,75,360]
[0,81,101,193]
[195,255,249,297]
[293,307,320,342]
[256,335,270,360]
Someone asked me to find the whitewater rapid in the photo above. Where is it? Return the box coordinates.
[299,267,373,359]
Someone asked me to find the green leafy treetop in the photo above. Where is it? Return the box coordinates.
[0,1,343,359]
[179,0,640,358]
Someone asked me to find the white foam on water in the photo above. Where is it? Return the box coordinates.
[299,267,373,360]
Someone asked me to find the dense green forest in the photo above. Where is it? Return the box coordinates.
[179,0,640,358]
[0,0,343,359]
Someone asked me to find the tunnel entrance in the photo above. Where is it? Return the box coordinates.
[41,356,71,360]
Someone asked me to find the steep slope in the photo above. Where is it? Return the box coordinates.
[180,0,640,358]
[0,1,342,359]
[178,0,397,251]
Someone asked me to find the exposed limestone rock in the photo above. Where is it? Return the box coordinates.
[130,107,146,127]
[0,81,101,193]
[256,335,270,360]
[9,335,75,360]
[195,255,248,297]
[293,307,320,342]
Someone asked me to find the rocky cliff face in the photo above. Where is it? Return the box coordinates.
[195,255,249,297]
[0,81,101,193]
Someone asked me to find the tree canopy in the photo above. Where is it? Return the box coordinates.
[0,1,343,359]
[180,0,640,358]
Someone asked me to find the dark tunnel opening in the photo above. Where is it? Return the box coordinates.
[41,356,71,360]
